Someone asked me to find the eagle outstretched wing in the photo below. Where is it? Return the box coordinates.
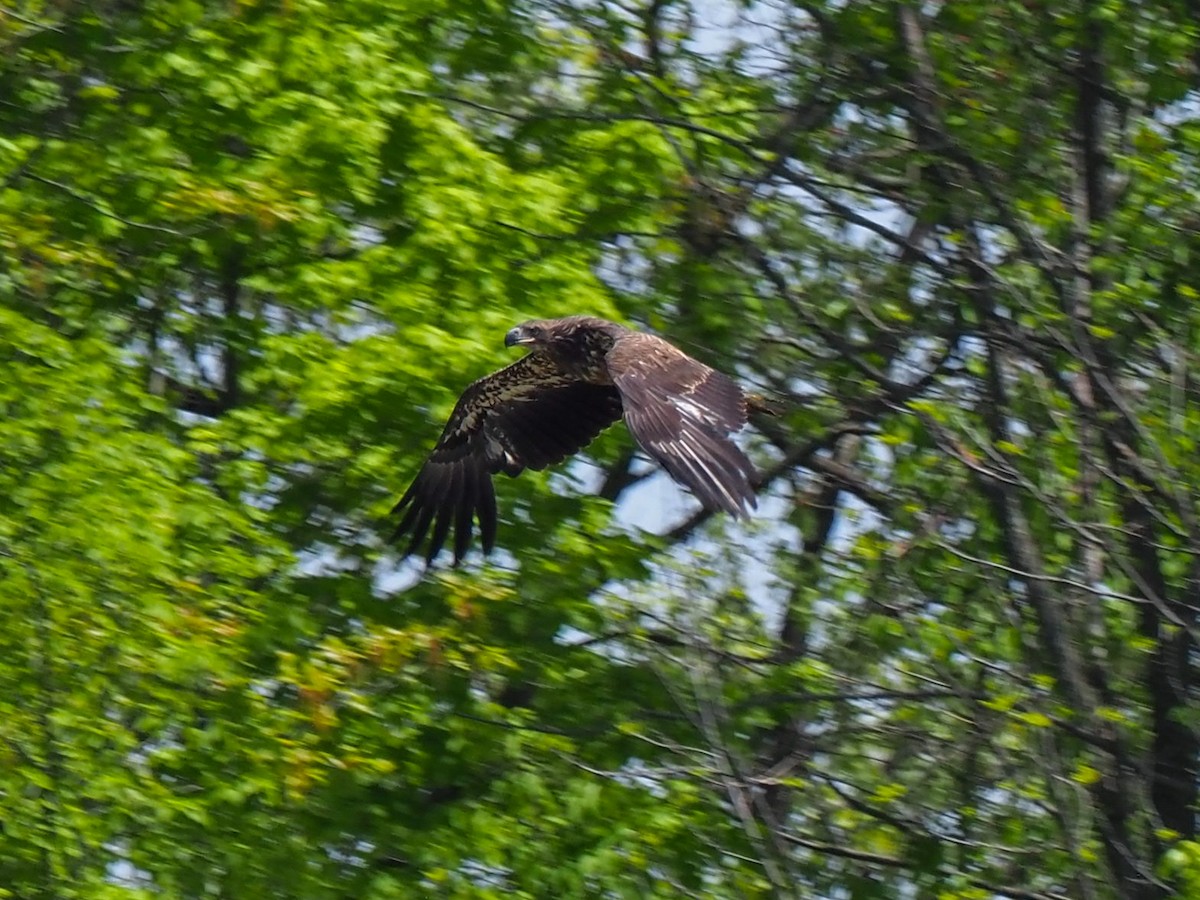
[393,316,759,565]
[606,332,757,519]
[392,353,623,564]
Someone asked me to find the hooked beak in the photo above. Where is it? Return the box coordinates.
[504,326,532,348]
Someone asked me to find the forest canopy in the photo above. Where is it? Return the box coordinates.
[2,1,1199,898]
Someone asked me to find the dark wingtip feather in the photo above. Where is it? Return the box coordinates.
[390,491,422,547]
[478,477,498,554]
[392,347,624,564]
[390,459,498,566]
[454,467,478,564]
[404,500,437,560]
[388,464,442,560]
[425,464,461,565]
[709,434,759,516]
[658,427,758,519]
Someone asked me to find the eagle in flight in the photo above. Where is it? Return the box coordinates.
[392,316,758,564]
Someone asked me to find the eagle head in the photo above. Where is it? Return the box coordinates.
[504,320,550,349]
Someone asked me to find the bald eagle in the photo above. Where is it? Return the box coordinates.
[392,315,758,564]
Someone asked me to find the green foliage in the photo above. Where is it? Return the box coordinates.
[2,0,1199,898]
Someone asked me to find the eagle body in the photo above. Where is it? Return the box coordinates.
[520,315,623,384]
[393,316,757,564]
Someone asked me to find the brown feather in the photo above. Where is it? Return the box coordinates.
[392,353,622,565]
[606,332,757,517]
[391,317,758,565]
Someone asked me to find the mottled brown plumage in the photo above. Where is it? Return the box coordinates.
[392,315,757,564]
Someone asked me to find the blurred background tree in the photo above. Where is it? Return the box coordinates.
[1,0,1198,897]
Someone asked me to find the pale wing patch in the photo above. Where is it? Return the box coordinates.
[671,394,727,429]
[606,332,758,517]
